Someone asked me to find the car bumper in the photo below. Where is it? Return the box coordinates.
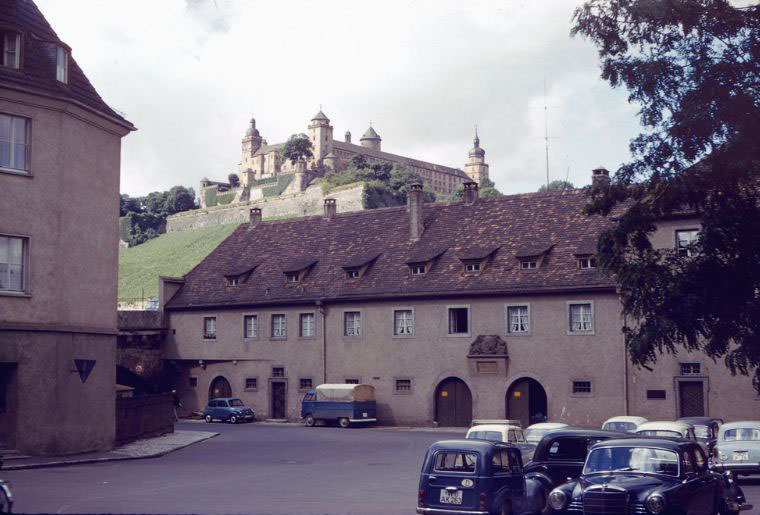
[713,462,760,474]
[416,508,488,515]
[348,418,377,423]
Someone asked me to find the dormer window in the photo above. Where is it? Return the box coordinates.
[457,246,498,275]
[282,258,317,284]
[223,264,257,287]
[56,46,68,83]
[346,269,360,279]
[1,31,20,69]
[464,262,481,273]
[341,252,380,281]
[228,277,239,286]
[519,260,537,270]
[515,243,553,270]
[285,272,299,283]
[410,264,426,276]
[578,256,597,269]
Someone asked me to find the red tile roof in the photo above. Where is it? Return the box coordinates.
[167,189,617,310]
[0,0,134,130]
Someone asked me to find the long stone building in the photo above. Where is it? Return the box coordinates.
[160,170,755,428]
[0,0,134,455]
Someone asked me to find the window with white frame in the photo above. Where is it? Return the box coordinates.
[393,309,414,336]
[1,31,20,69]
[448,307,469,335]
[569,303,593,332]
[410,264,426,276]
[203,316,217,339]
[299,313,315,337]
[344,311,361,337]
[507,305,529,333]
[0,235,26,292]
[271,314,286,338]
[243,314,258,338]
[578,256,597,269]
[680,362,701,375]
[285,272,299,283]
[56,46,68,83]
[464,261,481,273]
[520,259,537,269]
[0,113,30,172]
[676,230,699,257]
[346,269,360,279]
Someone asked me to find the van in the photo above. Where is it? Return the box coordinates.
[300,383,377,428]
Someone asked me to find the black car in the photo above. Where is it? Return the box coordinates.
[546,437,751,515]
[678,416,723,458]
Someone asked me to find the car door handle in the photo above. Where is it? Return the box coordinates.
[428,475,437,480]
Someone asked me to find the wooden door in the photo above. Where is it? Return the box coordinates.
[679,381,705,417]
[507,378,547,428]
[435,377,472,427]
[209,376,231,401]
[271,381,286,419]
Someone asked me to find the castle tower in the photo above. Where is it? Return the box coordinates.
[360,125,381,151]
[308,109,334,164]
[464,129,489,184]
[240,117,263,182]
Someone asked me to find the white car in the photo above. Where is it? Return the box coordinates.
[465,419,536,462]
[635,420,697,441]
[601,415,648,433]
[524,422,569,445]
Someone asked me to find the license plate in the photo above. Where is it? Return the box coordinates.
[440,489,462,505]
[362,412,368,417]
[733,451,749,461]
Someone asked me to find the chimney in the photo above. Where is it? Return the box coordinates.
[592,167,610,188]
[324,198,337,219]
[249,207,262,225]
[408,183,424,241]
[463,181,479,204]
[345,130,351,143]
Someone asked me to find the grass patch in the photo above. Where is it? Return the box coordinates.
[118,223,239,300]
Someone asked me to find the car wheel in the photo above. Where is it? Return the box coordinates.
[204,414,212,423]
[304,414,315,427]
[229,415,237,424]
[338,417,350,428]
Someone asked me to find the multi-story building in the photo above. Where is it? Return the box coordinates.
[162,170,755,427]
[0,0,134,455]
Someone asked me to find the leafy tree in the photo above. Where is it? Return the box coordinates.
[165,186,197,214]
[279,133,314,165]
[351,154,369,170]
[572,1,760,388]
[144,191,169,216]
[323,164,435,208]
[538,180,575,192]
[120,194,141,216]
[228,173,240,187]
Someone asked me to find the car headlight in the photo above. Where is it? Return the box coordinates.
[646,493,666,514]
[719,453,727,461]
[548,489,568,510]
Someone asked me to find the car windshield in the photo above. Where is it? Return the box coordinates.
[525,429,550,442]
[724,428,760,441]
[693,425,710,438]
[637,430,682,438]
[467,431,502,442]
[434,451,477,473]
[604,422,636,432]
[584,447,679,476]
[229,399,244,407]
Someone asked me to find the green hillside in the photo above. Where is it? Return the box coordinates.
[118,223,239,301]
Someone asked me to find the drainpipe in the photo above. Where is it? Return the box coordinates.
[317,300,327,384]
[623,311,629,416]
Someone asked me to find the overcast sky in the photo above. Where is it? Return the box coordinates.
[37,0,646,197]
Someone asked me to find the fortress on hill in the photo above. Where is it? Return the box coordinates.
[168,110,491,232]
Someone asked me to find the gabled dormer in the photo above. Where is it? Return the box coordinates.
[405,247,448,277]
[341,252,381,280]
[282,258,317,283]
[457,246,500,274]
[514,244,554,270]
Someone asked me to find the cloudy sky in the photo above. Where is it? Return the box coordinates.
[37,0,645,197]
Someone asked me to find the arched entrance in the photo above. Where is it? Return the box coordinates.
[208,376,232,401]
[435,377,472,427]
[506,377,547,428]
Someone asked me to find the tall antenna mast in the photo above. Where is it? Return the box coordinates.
[544,79,550,189]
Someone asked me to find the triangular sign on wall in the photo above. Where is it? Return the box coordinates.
[73,359,96,383]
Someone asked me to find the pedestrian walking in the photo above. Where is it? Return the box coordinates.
[172,389,181,422]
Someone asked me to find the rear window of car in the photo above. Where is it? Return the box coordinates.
[724,428,760,441]
[434,452,477,473]
[467,431,502,441]
[603,422,635,432]
[637,430,682,438]
[547,437,589,461]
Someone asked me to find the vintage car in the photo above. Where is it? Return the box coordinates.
[678,416,723,458]
[524,423,569,445]
[714,421,760,476]
[466,419,537,463]
[300,383,377,428]
[203,397,255,423]
[417,439,544,515]
[546,438,751,515]
[601,415,647,433]
[635,420,697,441]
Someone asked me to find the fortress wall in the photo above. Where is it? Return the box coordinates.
[167,183,365,232]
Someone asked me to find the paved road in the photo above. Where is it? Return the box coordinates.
[4,422,760,514]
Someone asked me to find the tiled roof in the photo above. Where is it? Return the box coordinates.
[166,189,616,310]
[361,126,380,140]
[0,0,134,130]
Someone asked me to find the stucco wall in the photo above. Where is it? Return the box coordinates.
[167,183,365,233]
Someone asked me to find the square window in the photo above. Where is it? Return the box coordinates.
[395,379,412,393]
[520,260,537,269]
[272,367,284,378]
[299,313,315,337]
[245,377,258,389]
[507,305,529,333]
[680,362,701,375]
[464,262,481,273]
[676,230,699,257]
[448,307,469,335]
[0,235,27,292]
[0,114,30,172]
[228,277,239,286]
[393,309,414,336]
[572,380,592,394]
[569,303,593,332]
[188,377,198,388]
[410,264,426,275]
[346,269,360,279]
[647,389,666,400]
[344,311,361,337]
[579,256,597,269]
[345,378,360,384]
[243,315,258,338]
[271,314,287,338]
[299,378,313,390]
[203,316,217,340]
[1,31,20,69]
[285,272,299,283]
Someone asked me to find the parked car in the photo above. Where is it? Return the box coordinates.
[524,423,569,445]
[714,421,760,476]
[523,428,629,511]
[301,383,377,428]
[203,397,255,423]
[678,416,723,458]
[466,419,537,463]
[546,437,751,514]
[416,439,544,515]
[635,420,697,441]
[601,415,647,433]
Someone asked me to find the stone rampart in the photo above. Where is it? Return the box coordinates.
[167,183,365,232]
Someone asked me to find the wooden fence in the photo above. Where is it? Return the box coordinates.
[115,392,174,446]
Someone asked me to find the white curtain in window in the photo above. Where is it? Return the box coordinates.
[272,315,286,337]
[509,306,529,332]
[570,304,593,331]
[245,315,257,337]
[301,314,314,337]
[394,310,413,335]
[345,312,361,336]
[0,114,28,171]
[0,236,23,291]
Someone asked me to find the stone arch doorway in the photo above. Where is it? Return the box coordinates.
[434,377,472,427]
[506,377,547,428]
[208,376,232,401]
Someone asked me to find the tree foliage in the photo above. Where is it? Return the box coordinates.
[228,173,240,187]
[572,0,760,388]
[323,163,435,209]
[279,133,314,165]
[447,176,502,201]
[120,186,197,246]
[538,180,575,192]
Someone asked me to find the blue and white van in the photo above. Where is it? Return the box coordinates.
[300,383,377,428]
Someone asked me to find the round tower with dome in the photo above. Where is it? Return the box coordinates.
[360,125,382,151]
[308,109,334,163]
[464,129,489,184]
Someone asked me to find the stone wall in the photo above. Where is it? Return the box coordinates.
[167,183,365,232]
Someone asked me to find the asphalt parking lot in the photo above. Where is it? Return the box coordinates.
[4,421,760,514]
